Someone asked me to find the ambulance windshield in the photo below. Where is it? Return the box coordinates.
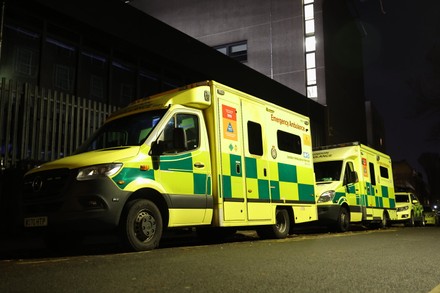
[314,161,343,182]
[75,110,166,154]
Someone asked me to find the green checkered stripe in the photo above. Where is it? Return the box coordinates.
[112,152,211,195]
[333,184,395,209]
[222,154,314,203]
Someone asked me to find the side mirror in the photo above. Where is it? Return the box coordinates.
[149,141,163,170]
[149,141,163,156]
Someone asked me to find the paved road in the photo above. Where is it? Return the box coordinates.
[1,226,440,293]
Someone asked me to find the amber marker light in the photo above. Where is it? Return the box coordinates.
[140,165,150,171]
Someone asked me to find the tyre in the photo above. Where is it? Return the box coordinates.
[405,212,415,227]
[334,207,350,232]
[419,214,426,227]
[120,199,163,251]
[380,211,390,229]
[257,208,290,239]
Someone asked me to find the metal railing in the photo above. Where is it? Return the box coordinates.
[0,78,118,171]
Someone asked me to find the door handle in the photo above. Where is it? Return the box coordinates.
[194,162,205,168]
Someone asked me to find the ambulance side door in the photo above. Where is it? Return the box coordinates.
[343,160,363,221]
[217,96,247,221]
[241,99,271,221]
[153,109,212,224]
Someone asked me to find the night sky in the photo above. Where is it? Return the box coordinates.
[356,0,440,179]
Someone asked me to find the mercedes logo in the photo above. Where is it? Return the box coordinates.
[32,176,43,192]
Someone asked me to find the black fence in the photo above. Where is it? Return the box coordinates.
[0,79,118,235]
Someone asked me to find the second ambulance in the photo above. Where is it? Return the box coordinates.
[313,142,397,231]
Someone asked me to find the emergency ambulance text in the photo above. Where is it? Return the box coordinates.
[271,114,306,131]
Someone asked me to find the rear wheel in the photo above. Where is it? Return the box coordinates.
[257,208,290,239]
[380,211,390,229]
[121,199,163,251]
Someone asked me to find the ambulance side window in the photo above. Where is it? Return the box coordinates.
[158,113,199,153]
[277,130,302,155]
[247,121,263,155]
[177,114,199,150]
[380,166,389,179]
[343,162,357,185]
[369,162,376,185]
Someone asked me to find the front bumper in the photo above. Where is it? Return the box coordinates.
[22,168,130,233]
[317,204,341,224]
[395,210,411,222]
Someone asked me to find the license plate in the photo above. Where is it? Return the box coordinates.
[24,216,48,227]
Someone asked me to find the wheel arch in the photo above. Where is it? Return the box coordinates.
[120,188,170,228]
[340,202,350,214]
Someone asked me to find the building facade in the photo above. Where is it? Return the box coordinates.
[133,0,386,149]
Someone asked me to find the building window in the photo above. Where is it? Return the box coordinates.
[304,4,314,21]
[306,52,316,69]
[14,47,34,76]
[54,64,72,91]
[303,0,318,100]
[305,20,315,35]
[307,86,318,98]
[305,36,316,52]
[307,68,316,85]
[120,83,133,103]
[90,75,104,101]
[214,41,248,62]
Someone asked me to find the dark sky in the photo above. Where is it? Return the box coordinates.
[356,0,440,179]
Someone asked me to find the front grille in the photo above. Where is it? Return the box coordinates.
[22,168,72,213]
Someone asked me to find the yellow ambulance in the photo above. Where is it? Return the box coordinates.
[313,142,396,231]
[22,80,317,251]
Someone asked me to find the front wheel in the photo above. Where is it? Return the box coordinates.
[257,208,290,239]
[405,212,415,227]
[120,199,163,251]
[334,207,350,232]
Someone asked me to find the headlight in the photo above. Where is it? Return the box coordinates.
[77,163,123,180]
[318,190,336,203]
[397,206,409,212]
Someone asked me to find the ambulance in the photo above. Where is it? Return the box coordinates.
[313,142,396,231]
[21,80,317,251]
